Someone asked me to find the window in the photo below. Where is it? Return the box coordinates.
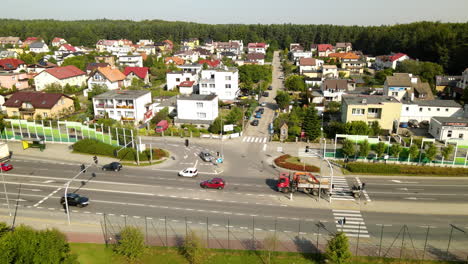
[368,108,379,114]
[109,110,114,115]
[209,84,215,88]
[446,108,449,112]
[201,84,207,88]
[197,112,206,118]
[405,107,409,111]
[447,130,452,138]
[61,99,64,105]
[225,76,231,81]
[117,111,122,116]
[437,128,440,135]
[225,84,231,88]
[351,108,365,115]
[186,78,190,81]
[43,112,48,118]
[176,78,180,82]
[210,74,215,79]
[459,133,464,139]
[196,102,203,108]
[437,108,440,111]
[428,108,431,111]
[12,111,18,116]
[419,108,423,112]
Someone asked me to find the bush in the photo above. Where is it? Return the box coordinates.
[274,154,320,172]
[325,232,352,264]
[113,226,145,261]
[345,162,468,176]
[182,231,205,264]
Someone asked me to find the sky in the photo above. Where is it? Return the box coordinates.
[3,0,468,25]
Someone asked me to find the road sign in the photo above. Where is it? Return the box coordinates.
[223,124,234,132]
[277,147,283,152]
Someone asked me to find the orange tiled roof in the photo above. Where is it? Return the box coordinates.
[96,66,126,82]
[165,56,185,65]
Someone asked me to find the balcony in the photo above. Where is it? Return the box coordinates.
[116,105,134,109]
[19,107,35,113]
[121,116,135,121]
[95,104,114,109]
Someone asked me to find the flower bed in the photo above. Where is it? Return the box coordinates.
[274,154,320,172]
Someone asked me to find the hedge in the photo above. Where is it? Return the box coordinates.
[345,162,468,176]
[274,154,320,172]
[72,139,168,162]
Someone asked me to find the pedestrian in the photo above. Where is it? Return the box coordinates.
[362,182,366,190]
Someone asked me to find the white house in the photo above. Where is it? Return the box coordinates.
[117,55,143,67]
[214,40,243,55]
[429,116,468,141]
[179,64,203,74]
[85,66,128,96]
[291,51,312,63]
[375,53,410,70]
[29,42,49,53]
[174,50,199,62]
[245,53,265,65]
[456,68,468,90]
[199,67,239,101]
[179,81,196,95]
[175,94,218,126]
[400,100,463,123]
[51,38,67,47]
[166,71,198,90]
[335,42,352,53]
[321,79,355,102]
[322,65,338,78]
[299,58,323,74]
[34,65,86,91]
[93,90,153,124]
[247,43,268,54]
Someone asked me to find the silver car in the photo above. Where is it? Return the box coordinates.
[200,151,214,162]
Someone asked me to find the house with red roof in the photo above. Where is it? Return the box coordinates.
[247,43,269,54]
[0,58,26,73]
[375,53,410,69]
[198,59,221,68]
[34,65,87,91]
[4,91,74,119]
[317,44,335,57]
[58,44,77,53]
[22,37,42,47]
[179,80,195,95]
[245,53,265,65]
[124,67,150,84]
[51,38,67,47]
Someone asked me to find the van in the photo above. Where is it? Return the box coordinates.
[155,120,169,133]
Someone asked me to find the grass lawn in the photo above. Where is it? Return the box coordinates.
[285,156,315,168]
[71,243,463,264]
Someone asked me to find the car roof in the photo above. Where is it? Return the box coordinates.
[185,168,197,170]
[67,193,79,198]
[212,177,224,181]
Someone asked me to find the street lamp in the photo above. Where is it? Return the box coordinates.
[1,166,11,217]
[64,163,94,225]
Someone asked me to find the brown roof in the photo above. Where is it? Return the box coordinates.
[43,65,85,80]
[86,63,109,72]
[4,91,71,109]
[386,76,412,87]
[322,79,349,90]
[299,58,317,66]
[246,53,265,61]
[413,82,435,100]
[94,66,126,82]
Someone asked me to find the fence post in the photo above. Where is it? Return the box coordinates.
[206,217,209,248]
[124,215,127,227]
[104,213,108,247]
[422,226,430,261]
[165,216,168,248]
[356,222,361,255]
[227,218,230,250]
[316,222,321,252]
[185,217,188,238]
[446,225,454,259]
[400,225,406,260]
[298,219,301,238]
[145,216,148,245]
[252,216,255,250]
[378,224,385,257]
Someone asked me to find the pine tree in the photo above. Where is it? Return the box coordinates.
[302,105,321,141]
[325,232,352,264]
[359,140,370,158]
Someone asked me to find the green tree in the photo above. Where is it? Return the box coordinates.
[224,107,243,125]
[209,117,223,134]
[62,56,90,71]
[441,144,454,161]
[370,121,381,136]
[150,107,170,125]
[302,105,321,141]
[73,97,81,111]
[375,142,386,157]
[462,87,468,105]
[182,231,205,264]
[325,232,352,264]
[390,143,403,158]
[275,91,291,110]
[342,139,355,158]
[284,75,305,91]
[425,143,438,161]
[326,101,341,113]
[359,140,370,158]
[345,121,370,135]
[395,60,444,90]
[113,226,145,261]
[87,84,108,98]
[409,144,419,161]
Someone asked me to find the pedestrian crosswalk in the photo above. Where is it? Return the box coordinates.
[242,136,268,143]
[323,176,355,201]
[333,210,370,238]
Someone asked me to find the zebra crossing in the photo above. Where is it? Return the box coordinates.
[323,176,356,201]
[242,136,268,143]
[333,210,370,238]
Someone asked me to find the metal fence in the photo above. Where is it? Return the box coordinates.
[101,214,468,262]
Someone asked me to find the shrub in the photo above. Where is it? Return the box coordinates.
[113,226,145,261]
[274,154,320,172]
[182,231,205,264]
[325,232,352,264]
[345,162,468,176]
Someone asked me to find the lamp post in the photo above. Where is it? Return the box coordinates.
[64,163,92,225]
[1,167,11,217]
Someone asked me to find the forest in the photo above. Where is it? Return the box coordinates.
[0,19,466,73]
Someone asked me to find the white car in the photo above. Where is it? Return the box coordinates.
[260,102,267,106]
[178,168,198,177]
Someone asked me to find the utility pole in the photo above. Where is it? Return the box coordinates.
[64,163,94,225]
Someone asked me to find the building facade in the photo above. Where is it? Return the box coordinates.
[93,90,152,124]
[199,68,239,101]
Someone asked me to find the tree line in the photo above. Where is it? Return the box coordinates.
[0,19,466,73]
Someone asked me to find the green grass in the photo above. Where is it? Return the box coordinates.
[285,156,314,167]
[70,243,463,264]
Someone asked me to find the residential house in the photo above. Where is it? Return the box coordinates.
[85,63,110,74]
[245,53,265,65]
[117,55,143,67]
[95,56,116,67]
[219,51,237,61]
[335,42,352,53]
[322,65,338,78]
[214,40,243,55]
[375,53,410,70]
[341,54,366,75]
[0,59,26,73]
[0,51,18,59]
[435,75,461,92]
[26,61,57,74]
[93,90,152,124]
[193,48,212,59]
[123,67,150,84]
[165,56,185,65]
[96,39,133,53]
[181,38,200,49]
[0,72,29,90]
[137,40,154,46]
[4,91,74,119]
[166,71,198,90]
[175,94,219,126]
[136,45,157,55]
[247,43,268,54]
[179,81,196,95]
[199,67,239,101]
[317,44,335,57]
[85,66,128,96]
[384,73,434,101]
[174,50,199,63]
[179,64,203,74]
[299,58,323,76]
[34,65,86,91]
[400,100,463,123]
[341,95,402,132]
[0,37,22,46]
[452,68,468,98]
[51,38,67,47]
[155,40,173,53]
[22,37,41,47]
[429,116,468,141]
[290,43,304,52]
[321,79,356,102]
[29,42,49,53]
[291,51,313,63]
[198,59,221,68]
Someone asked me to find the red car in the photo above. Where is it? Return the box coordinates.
[1,163,13,172]
[200,178,225,190]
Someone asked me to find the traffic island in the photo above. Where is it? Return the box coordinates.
[274,154,320,172]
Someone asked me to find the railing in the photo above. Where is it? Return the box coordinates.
[95,104,114,109]
[116,105,134,109]
[121,116,135,121]
[19,107,35,113]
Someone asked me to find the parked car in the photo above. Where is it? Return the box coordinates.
[200,151,214,162]
[408,119,419,128]
[155,120,169,133]
[257,108,265,114]
[268,86,273,90]
[102,162,122,172]
[255,112,262,119]
[260,102,267,107]
[420,120,429,128]
[0,163,13,172]
[251,119,259,126]
[200,177,225,190]
[399,122,408,128]
[60,193,89,208]
[263,92,269,97]
[178,168,198,177]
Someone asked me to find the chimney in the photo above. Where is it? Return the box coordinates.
[362,99,367,104]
